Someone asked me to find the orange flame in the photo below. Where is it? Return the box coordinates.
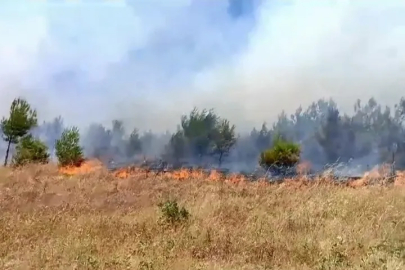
[171,169,192,181]
[164,169,205,181]
[208,170,222,182]
[56,160,405,189]
[394,171,405,186]
[225,173,246,184]
[113,168,130,179]
[58,159,103,175]
[296,160,312,175]
[112,166,151,179]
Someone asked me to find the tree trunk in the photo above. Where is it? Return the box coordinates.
[218,152,223,167]
[4,139,11,166]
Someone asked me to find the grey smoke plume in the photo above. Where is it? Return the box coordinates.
[0,0,405,134]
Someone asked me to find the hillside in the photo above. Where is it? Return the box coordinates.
[0,164,405,269]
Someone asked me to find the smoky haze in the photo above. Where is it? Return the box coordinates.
[1,0,405,175]
[1,1,405,131]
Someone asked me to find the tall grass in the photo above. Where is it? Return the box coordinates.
[0,164,404,269]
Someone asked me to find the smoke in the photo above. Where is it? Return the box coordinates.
[1,0,405,134]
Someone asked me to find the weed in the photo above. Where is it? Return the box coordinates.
[158,200,190,225]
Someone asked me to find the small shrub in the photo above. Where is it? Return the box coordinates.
[259,136,301,175]
[55,127,84,166]
[12,135,50,166]
[158,200,190,225]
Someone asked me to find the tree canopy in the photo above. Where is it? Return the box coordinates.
[1,98,38,166]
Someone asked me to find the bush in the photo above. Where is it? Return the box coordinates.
[12,135,50,166]
[259,137,301,174]
[158,200,190,225]
[55,127,84,166]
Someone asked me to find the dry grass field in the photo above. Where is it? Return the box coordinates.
[1,162,405,269]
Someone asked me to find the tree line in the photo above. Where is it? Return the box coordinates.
[1,96,405,173]
[0,98,82,167]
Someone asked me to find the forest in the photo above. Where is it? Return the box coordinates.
[1,96,405,176]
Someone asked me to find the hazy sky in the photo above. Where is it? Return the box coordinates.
[1,0,405,132]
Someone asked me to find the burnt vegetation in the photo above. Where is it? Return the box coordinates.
[1,97,405,176]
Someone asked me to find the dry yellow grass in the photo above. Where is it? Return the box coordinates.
[1,164,405,270]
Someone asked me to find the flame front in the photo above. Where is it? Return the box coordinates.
[59,159,103,176]
[225,173,246,184]
[208,170,222,181]
[56,159,405,188]
[113,168,130,179]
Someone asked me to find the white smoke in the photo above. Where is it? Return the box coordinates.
[1,0,405,133]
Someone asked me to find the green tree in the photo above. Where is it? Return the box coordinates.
[112,120,125,139]
[212,119,237,166]
[55,127,84,166]
[165,129,187,163]
[83,123,112,159]
[180,108,219,162]
[111,120,126,157]
[259,136,301,175]
[1,98,38,166]
[255,123,272,150]
[12,135,49,166]
[41,116,64,156]
[126,128,142,158]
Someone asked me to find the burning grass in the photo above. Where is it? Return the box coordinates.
[58,159,104,176]
[1,163,405,269]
